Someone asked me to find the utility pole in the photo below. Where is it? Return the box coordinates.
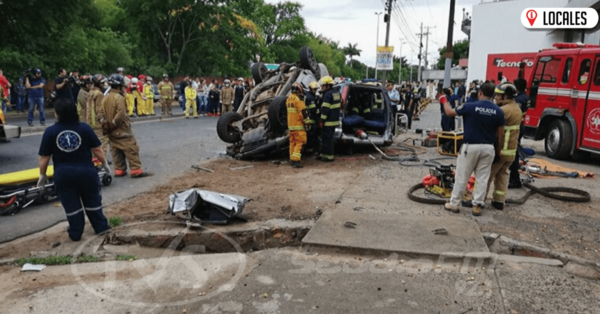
[375,12,383,79]
[398,39,406,85]
[424,26,435,70]
[381,0,395,83]
[417,23,423,83]
[444,0,456,88]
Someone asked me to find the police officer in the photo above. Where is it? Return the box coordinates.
[287,82,308,168]
[102,74,151,178]
[508,78,530,189]
[304,81,320,155]
[37,99,110,241]
[233,77,245,112]
[485,83,522,210]
[317,76,340,162]
[442,83,505,216]
[158,74,174,116]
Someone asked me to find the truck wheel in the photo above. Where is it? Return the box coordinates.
[217,112,243,143]
[544,119,572,160]
[252,62,268,84]
[300,46,320,76]
[268,96,288,136]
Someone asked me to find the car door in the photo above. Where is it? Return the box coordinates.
[579,56,600,151]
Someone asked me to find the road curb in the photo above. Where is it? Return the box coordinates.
[17,112,186,134]
[484,232,600,272]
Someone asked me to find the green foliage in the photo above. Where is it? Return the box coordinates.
[437,39,469,70]
[109,216,123,227]
[0,0,374,82]
[76,254,99,263]
[16,256,73,266]
[116,255,138,261]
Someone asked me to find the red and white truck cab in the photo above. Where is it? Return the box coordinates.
[525,42,600,160]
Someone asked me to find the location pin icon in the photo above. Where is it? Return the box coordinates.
[526,10,537,26]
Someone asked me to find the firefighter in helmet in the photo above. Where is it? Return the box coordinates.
[102,74,152,178]
[317,76,340,162]
[286,82,308,168]
[158,73,174,116]
[304,81,320,154]
[486,82,522,210]
[87,74,109,156]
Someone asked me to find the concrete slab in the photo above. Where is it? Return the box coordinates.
[302,210,489,256]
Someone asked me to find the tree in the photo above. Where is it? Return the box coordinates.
[437,39,469,70]
[343,43,361,64]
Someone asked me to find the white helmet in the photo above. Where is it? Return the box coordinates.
[131,77,138,84]
[238,77,243,81]
[224,79,231,85]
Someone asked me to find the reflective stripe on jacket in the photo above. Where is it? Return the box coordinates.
[499,100,523,159]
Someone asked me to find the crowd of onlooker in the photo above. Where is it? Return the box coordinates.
[0,67,254,120]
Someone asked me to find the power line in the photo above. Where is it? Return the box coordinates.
[424,0,435,21]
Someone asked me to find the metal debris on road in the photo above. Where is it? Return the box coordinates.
[344,221,357,228]
[369,155,377,160]
[191,165,214,173]
[432,228,448,235]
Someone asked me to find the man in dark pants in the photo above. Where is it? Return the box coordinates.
[508,78,530,188]
[317,76,340,162]
[404,84,414,129]
[304,81,320,154]
[233,78,245,112]
[55,68,74,104]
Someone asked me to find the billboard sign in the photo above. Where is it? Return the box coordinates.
[376,46,394,70]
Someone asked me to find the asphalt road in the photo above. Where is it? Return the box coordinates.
[0,108,225,243]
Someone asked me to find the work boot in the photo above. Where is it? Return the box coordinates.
[293,161,304,168]
[491,201,504,210]
[461,200,473,208]
[472,204,482,216]
[444,202,459,213]
[508,181,522,189]
[131,172,154,179]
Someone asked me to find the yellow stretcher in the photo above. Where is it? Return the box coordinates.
[0,164,111,216]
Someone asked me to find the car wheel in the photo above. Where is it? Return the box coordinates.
[544,119,572,160]
[300,46,320,76]
[268,96,288,136]
[252,62,268,84]
[217,112,244,143]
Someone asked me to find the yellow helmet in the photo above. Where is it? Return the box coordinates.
[319,76,334,86]
[309,81,319,89]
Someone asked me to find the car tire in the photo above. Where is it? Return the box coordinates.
[268,96,288,136]
[217,112,244,143]
[300,46,320,77]
[252,62,268,85]
[544,119,572,160]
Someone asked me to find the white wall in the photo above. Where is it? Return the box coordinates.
[467,0,569,83]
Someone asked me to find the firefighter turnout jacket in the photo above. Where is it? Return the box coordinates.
[87,87,105,129]
[158,81,174,99]
[286,93,307,131]
[497,99,523,161]
[103,89,133,138]
[320,89,341,127]
[304,91,319,125]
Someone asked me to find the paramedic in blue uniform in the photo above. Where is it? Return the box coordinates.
[37,99,111,241]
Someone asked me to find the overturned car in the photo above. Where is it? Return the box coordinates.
[216,47,395,159]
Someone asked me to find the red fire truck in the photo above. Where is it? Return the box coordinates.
[524,42,600,160]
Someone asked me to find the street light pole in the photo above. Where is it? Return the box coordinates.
[398,39,406,85]
[375,12,382,79]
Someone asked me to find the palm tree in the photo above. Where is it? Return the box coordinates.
[344,43,362,64]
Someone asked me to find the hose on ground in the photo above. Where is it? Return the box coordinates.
[408,181,591,205]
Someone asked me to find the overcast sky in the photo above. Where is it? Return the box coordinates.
[265,0,484,67]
